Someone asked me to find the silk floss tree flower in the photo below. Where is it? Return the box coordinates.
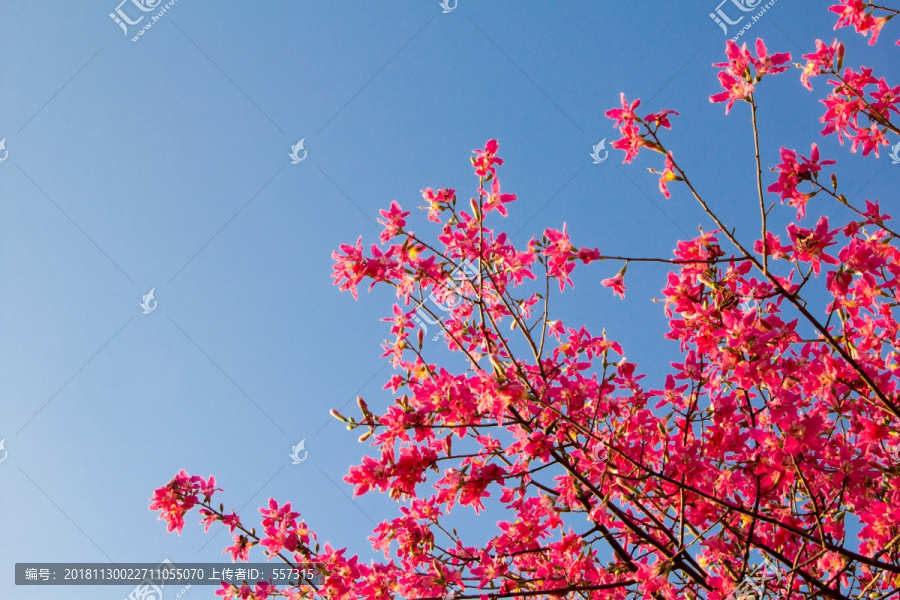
[151,8,900,599]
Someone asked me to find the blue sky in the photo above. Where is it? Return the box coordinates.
[1,1,898,598]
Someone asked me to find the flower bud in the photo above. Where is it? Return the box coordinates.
[836,42,845,71]
[330,409,348,422]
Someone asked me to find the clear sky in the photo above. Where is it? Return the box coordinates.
[1,1,898,599]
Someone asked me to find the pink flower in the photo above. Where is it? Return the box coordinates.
[259,498,303,557]
[345,455,391,496]
[754,232,792,260]
[606,92,641,127]
[870,77,900,117]
[542,225,576,291]
[850,122,889,156]
[709,40,755,112]
[651,152,679,199]
[644,109,679,130]
[606,94,647,163]
[610,124,645,163]
[378,201,409,243]
[332,240,403,300]
[223,534,252,562]
[709,70,755,113]
[601,270,627,299]
[767,144,835,219]
[478,177,516,216]
[149,470,220,535]
[818,67,896,156]
[421,188,455,223]
[830,0,887,45]
[800,39,841,91]
[331,237,365,300]
[577,247,602,263]
[472,139,503,178]
[751,39,791,77]
[786,216,839,275]
[710,39,790,113]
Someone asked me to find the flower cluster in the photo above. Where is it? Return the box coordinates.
[818,66,899,156]
[799,38,843,91]
[605,94,683,200]
[767,143,836,219]
[829,0,897,45]
[149,470,220,534]
[709,39,791,113]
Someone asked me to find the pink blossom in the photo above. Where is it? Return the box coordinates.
[652,152,679,199]
[767,144,835,219]
[472,139,503,178]
[149,470,220,535]
[478,177,516,217]
[800,39,841,90]
[605,92,641,126]
[222,534,252,562]
[601,271,626,299]
[710,39,791,113]
[377,200,409,243]
[421,187,455,223]
[830,0,887,45]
